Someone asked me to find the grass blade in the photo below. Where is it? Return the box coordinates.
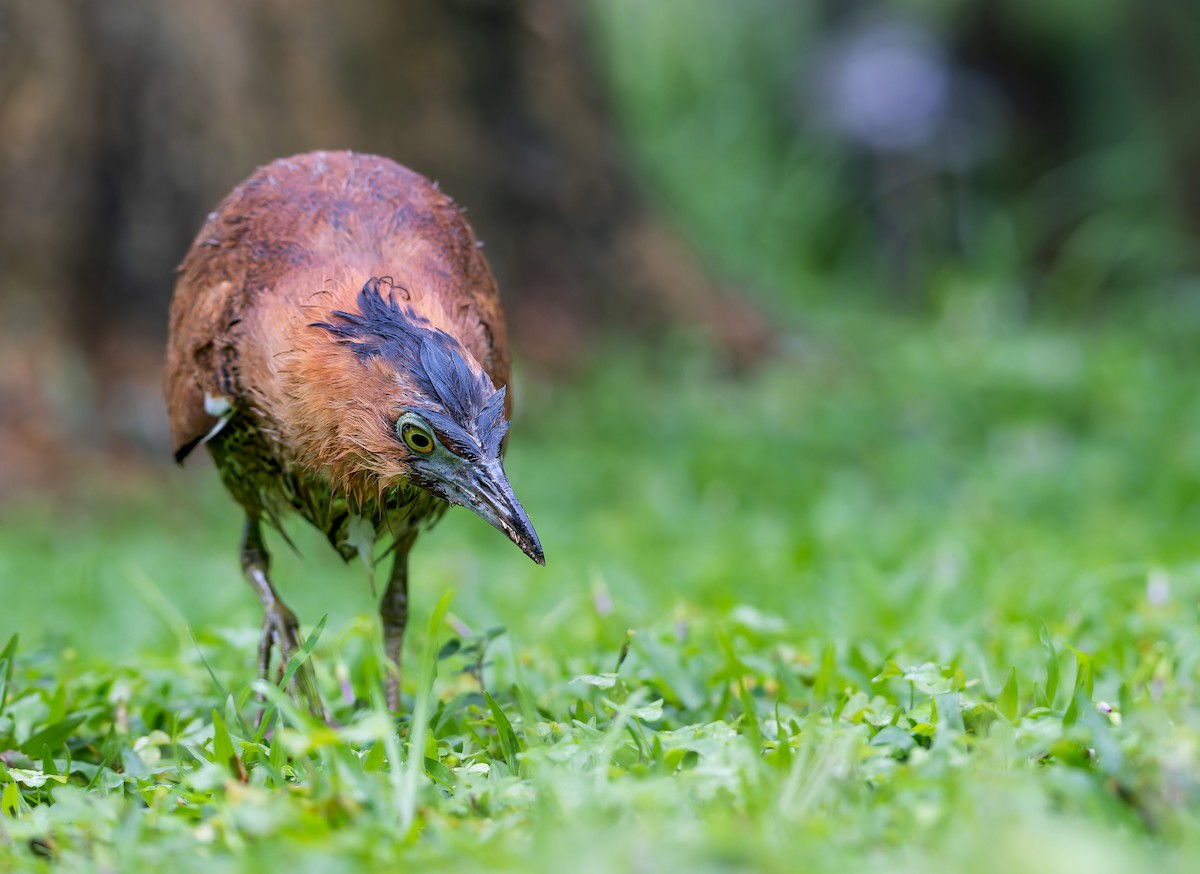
[485,691,521,772]
[997,667,1019,723]
[212,707,247,782]
[399,590,455,835]
[0,634,17,718]
[1039,623,1059,706]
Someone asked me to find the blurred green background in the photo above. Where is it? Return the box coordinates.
[0,0,1191,656]
[4,0,1199,478]
[1,0,1198,653]
[593,0,1197,308]
[2,0,1198,639]
[3,2,1200,869]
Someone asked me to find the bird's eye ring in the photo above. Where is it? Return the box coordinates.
[400,422,435,455]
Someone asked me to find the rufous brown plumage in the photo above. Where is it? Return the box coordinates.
[165,151,542,712]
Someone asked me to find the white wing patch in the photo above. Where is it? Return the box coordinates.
[200,393,234,445]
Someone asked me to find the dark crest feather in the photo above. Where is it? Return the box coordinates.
[311,278,507,455]
[478,386,509,454]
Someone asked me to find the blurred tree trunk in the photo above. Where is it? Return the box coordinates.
[0,0,769,487]
[0,0,767,368]
[1131,0,1200,257]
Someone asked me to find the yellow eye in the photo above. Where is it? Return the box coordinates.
[401,423,435,454]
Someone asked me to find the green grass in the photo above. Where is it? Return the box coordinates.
[4,296,1200,871]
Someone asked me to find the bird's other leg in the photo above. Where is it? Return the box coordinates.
[380,531,418,712]
[241,517,322,716]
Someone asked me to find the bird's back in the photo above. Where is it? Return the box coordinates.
[165,151,511,464]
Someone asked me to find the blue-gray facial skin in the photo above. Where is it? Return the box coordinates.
[396,409,544,566]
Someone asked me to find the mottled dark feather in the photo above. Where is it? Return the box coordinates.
[312,278,508,457]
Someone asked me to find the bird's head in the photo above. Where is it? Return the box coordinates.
[304,279,543,565]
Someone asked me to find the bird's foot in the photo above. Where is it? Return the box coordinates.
[259,601,324,719]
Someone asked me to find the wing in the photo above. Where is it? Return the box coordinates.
[165,258,244,462]
[164,161,308,461]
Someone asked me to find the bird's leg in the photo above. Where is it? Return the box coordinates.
[380,532,418,712]
[241,517,322,716]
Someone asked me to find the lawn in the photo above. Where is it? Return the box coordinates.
[2,295,1200,872]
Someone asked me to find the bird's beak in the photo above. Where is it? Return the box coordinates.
[440,458,544,565]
